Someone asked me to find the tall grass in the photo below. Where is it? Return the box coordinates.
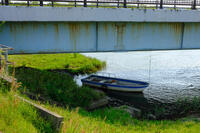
[0,80,54,133]
[40,104,200,133]
[0,55,200,133]
[142,96,200,120]
[8,53,106,108]
[14,67,104,108]
[175,97,200,115]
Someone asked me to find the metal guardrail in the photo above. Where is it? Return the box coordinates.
[0,44,13,73]
[1,0,200,9]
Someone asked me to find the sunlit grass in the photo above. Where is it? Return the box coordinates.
[8,53,105,75]
[40,103,200,133]
[1,78,200,133]
[0,81,53,133]
[1,53,199,133]
[8,53,105,108]
[13,66,104,108]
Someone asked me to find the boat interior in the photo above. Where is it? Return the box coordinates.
[86,76,144,87]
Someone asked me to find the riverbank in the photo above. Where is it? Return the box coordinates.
[1,53,199,132]
[1,88,200,133]
[8,53,106,75]
[0,81,54,133]
[8,53,106,108]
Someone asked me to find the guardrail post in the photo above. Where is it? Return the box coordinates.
[96,0,98,8]
[40,0,43,6]
[27,0,30,6]
[51,0,54,7]
[192,0,196,9]
[124,0,127,8]
[5,0,9,5]
[75,0,76,7]
[1,0,4,5]
[160,0,163,9]
[84,0,87,7]
[117,0,119,8]
[137,0,139,8]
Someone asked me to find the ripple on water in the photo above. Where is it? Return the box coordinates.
[75,50,200,108]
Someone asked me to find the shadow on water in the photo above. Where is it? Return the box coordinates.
[106,90,150,109]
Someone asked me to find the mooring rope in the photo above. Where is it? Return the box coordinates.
[148,53,152,97]
[148,53,152,84]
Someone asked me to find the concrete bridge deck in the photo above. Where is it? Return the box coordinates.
[0,6,200,54]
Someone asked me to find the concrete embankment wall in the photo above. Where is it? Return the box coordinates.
[0,6,200,53]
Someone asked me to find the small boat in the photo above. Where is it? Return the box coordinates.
[81,75,149,93]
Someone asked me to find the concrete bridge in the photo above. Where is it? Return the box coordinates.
[0,6,200,54]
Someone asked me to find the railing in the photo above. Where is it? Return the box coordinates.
[0,44,13,73]
[1,0,200,9]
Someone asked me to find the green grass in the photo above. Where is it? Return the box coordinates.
[8,53,105,75]
[0,80,54,133]
[14,67,104,108]
[1,83,200,133]
[144,97,200,119]
[2,53,200,133]
[39,102,200,133]
[8,53,105,108]
[1,78,200,133]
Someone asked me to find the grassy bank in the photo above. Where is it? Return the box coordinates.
[8,53,105,75]
[43,104,200,133]
[1,53,199,133]
[1,80,200,133]
[0,80,54,133]
[18,93,200,133]
[14,66,104,107]
[8,53,105,108]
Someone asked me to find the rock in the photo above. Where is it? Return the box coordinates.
[188,84,194,88]
[180,114,200,122]
[108,97,130,107]
[116,105,142,118]
[147,114,157,120]
[93,89,105,96]
[87,96,109,110]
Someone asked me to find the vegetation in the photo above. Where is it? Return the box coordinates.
[8,53,105,108]
[0,53,198,133]
[0,80,54,133]
[8,53,105,75]
[1,78,200,133]
[14,66,104,107]
[0,21,5,27]
[33,102,200,133]
[151,97,200,119]
[175,97,200,115]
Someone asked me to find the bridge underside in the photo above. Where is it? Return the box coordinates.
[0,22,200,54]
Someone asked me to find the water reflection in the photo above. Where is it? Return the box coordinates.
[106,90,150,109]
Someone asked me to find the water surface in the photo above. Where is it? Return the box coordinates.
[75,50,200,108]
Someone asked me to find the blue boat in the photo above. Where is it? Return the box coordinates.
[81,75,149,92]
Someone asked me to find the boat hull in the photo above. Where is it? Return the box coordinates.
[81,75,149,93]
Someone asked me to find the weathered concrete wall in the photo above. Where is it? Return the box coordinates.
[0,6,200,53]
[1,6,200,22]
[0,22,97,53]
[98,23,183,51]
[0,22,200,53]
[182,23,200,48]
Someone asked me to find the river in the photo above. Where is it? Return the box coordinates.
[75,50,200,109]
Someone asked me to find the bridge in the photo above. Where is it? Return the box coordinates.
[0,5,200,54]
